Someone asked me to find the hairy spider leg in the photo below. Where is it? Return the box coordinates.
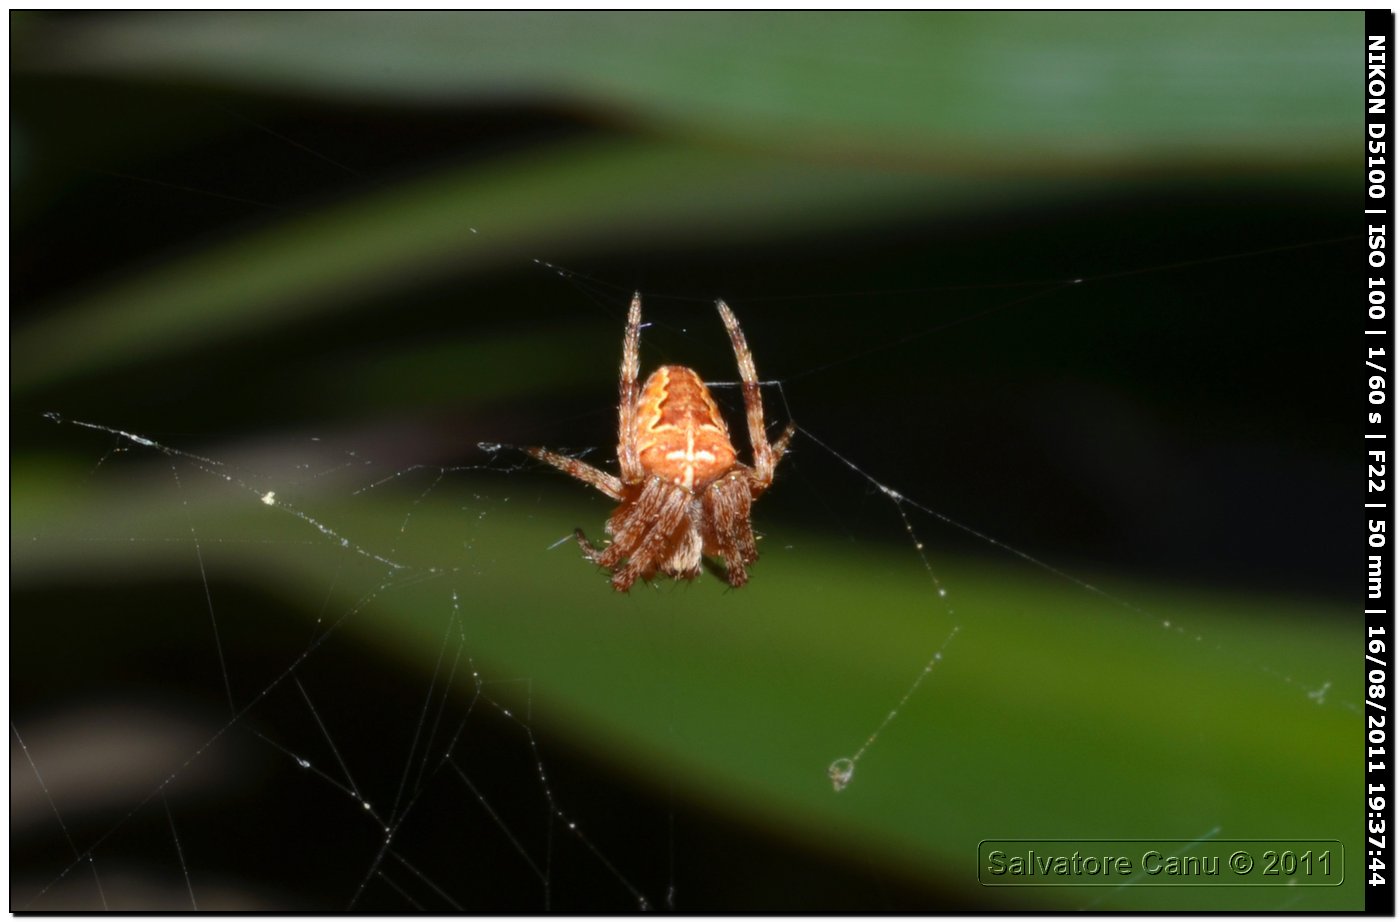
[576,477,669,569]
[716,300,791,490]
[526,448,623,501]
[617,292,644,482]
[611,487,692,591]
[772,422,796,465]
[574,478,691,590]
[705,472,757,587]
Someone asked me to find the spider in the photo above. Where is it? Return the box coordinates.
[529,294,794,591]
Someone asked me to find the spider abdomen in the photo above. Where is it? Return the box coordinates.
[635,365,738,493]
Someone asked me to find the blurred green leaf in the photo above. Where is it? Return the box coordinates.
[14,12,1357,393]
[12,451,1360,910]
[13,137,1027,392]
[24,12,1358,164]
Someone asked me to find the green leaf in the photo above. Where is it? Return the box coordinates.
[12,449,1360,910]
[24,12,1358,164]
[13,137,1025,391]
[14,12,1356,390]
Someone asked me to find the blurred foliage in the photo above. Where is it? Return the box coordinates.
[12,11,1357,388]
[19,11,1356,160]
[12,11,1361,910]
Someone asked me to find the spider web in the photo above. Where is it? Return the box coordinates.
[12,94,1365,912]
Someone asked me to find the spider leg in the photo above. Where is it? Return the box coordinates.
[617,293,644,482]
[584,477,669,572]
[659,517,704,581]
[748,421,796,494]
[574,475,666,576]
[716,300,784,490]
[610,486,691,592]
[705,473,757,587]
[574,528,603,562]
[771,421,796,467]
[527,447,623,500]
[589,525,635,570]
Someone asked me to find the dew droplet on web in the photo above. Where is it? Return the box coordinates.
[296,758,310,769]
[828,757,855,792]
[261,491,277,506]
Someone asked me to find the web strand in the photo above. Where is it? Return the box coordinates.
[171,463,236,716]
[794,423,1354,716]
[26,225,1354,906]
[27,418,652,909]
[12,723,109,910]
[161,793,198,911]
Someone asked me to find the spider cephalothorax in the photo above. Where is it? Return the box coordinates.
[529,294,793,591]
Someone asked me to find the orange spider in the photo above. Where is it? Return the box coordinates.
[529,294,794,591]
